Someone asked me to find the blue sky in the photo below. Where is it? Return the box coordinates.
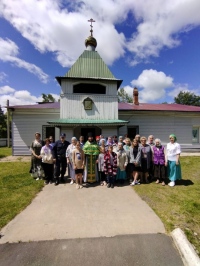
[0,0,200,108]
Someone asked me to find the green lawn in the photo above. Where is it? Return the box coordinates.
[0,147,12,158]
[0,162,44,230]
[0,154,199,256]
[133,156,200,255]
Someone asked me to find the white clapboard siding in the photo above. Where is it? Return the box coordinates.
[59,127,74,142]
[119,111,200,146]
[102,128,118,138]
[60,95,118,119]
[12,112,59,155]
[60,79,118,120]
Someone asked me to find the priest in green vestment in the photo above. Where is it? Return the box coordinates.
[83,133,100,183]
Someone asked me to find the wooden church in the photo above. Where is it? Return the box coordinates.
[8,21,200,155]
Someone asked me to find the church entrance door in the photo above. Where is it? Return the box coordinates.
[81,127,101,142]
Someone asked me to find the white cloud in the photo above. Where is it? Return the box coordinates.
[0,85,60,109]
[127,0,200,64]
[0,85,15,95]
[0,0,200,67]
[0,38,49,83]
[124,69,200,103]
[168,84,200,99]
[130,69,174,102]
[0,0,127,66]
[0,72,8,83]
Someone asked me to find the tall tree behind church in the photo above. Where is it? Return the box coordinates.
[174,91,200,106]
[42,93,56,102]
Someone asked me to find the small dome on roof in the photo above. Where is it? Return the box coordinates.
[85,36,97,48]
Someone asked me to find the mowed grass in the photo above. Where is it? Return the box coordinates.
[0,147,12,158]
[133,156,200,255]
[0,162,44,230]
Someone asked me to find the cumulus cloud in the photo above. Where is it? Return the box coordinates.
[0,85,15,95]
[0,85,60,109]
[129,69,174,102]
[127,0,200,64]
[0,0,126,67]
[0,0,200,66]
[0,38,49,83]
[168,84,200,100]
[124,69,200,103]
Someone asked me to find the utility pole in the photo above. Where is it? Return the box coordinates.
[7,100,10,148]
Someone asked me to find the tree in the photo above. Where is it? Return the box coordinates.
[42,93,56,102]
[118,88,132,103]
[174,91,200,106]
[0,106,7,138]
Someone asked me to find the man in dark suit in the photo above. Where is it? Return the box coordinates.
[53,133,70,185]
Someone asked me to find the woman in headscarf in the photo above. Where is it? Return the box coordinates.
[118,136,124,145]
[116,142,128,184]
[29,132,44,179]
[165,134,182,187]
[99,138,107,151]
[66,137,77,184]
[152,138,166,186]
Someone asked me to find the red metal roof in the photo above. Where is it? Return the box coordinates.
[7,102,200,112]
[118,102,200,112]
[8,102,60,109]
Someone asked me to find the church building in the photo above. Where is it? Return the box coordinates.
[8,21,200,155]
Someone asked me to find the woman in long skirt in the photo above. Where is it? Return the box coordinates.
[165,134,182,187]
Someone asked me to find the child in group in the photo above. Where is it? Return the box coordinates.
[72,141,85,189]
[104,145,117,188]
[97,146,107,186]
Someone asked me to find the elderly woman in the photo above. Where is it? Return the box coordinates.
[118,136,124,145]
[29,132,44,179]
[116,142,128,184]
[138,136,152,183]
[66,137,77,184]
[40,138,54,184]
[165,134,182,187]
[152,138,166,186]
[99,138,107,150]
[129,138,141,186]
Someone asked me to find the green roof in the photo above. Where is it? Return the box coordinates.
[48,119,129,126]
[56,50,123,88]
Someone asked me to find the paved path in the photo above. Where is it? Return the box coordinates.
[0,235,183,266]
[0,182,184,265]
[0,183,165,243]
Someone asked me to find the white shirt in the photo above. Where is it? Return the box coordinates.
[166,142,181,161]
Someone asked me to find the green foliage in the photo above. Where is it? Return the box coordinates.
[0,106,7,138]
[174,91,200,106]
[42,93,56,102]
[118,88,132,103]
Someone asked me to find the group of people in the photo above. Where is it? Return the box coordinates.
[29,132,182,189]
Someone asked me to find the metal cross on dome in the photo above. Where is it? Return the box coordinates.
[88,18,95,36]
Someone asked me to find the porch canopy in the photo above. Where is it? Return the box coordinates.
[48,119,129,127]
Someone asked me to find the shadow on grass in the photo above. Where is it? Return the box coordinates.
[176,179,194,186]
